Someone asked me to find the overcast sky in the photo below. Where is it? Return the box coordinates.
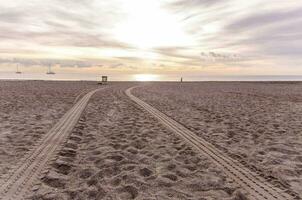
[0,0,301,78]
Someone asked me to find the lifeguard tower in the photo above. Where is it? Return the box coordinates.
[98,75,108,85]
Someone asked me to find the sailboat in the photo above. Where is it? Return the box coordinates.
[46,64,55,75]
[16,64,22,74]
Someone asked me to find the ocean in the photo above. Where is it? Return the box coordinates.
[1,71,302,82]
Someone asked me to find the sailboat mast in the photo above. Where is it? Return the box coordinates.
[46,63,55,75]
[16,63,21,74]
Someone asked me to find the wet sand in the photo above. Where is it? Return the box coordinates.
[133,82,302,198]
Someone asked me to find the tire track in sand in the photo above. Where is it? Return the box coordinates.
[0,87,107,200]
[126,86,293,200]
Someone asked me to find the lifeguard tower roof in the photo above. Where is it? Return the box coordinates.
[98,75,108,85]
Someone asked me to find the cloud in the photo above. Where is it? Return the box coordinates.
[0,0,302,75]
[167,0,302,68]
[166,0,224,10]
[227,7,302,32]
[0,0,130,49]
[153,46,195,59]
[200,52,247,62]
[0,10,27,23]
[0,57,100,68]
[110,63,124,68]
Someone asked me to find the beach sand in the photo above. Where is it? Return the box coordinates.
[0,80,98,177]
[29,84,244,200]
[1,81,301,199]
[133,82,302,198]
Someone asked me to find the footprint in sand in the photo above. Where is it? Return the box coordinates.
[117,185,139,199]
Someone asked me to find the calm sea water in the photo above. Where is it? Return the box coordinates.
[1,72,302,81]
[0,72,128,81]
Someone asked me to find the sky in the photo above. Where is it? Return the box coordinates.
[0,0,301,80]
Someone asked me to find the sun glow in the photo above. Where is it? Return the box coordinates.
[134,74,160,81]
[114,0,192,49]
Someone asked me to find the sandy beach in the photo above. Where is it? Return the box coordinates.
[0,81,301,200]
[29,84,246,200]
[0,81,98,177]
[2,0,302,199]
[133,82,302,198]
